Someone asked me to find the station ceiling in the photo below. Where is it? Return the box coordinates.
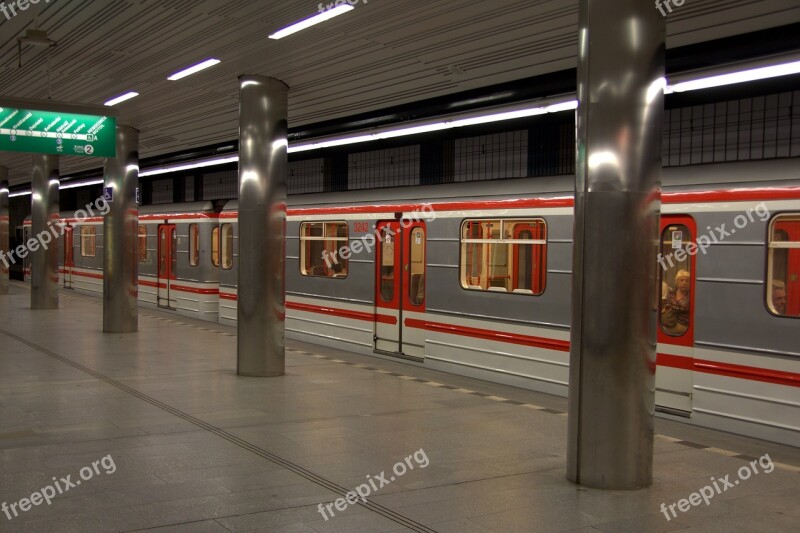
[1,0,799,186]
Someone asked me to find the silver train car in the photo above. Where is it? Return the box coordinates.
[42,158,799,446]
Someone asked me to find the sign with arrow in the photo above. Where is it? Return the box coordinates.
[0,107,116,158]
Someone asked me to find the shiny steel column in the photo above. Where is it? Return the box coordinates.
[567,0,664,489]
[0,169,9,295]
[237,76,288,376]
[30,154,60,309]
[103,126,139,333]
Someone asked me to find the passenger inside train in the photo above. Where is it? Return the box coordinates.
[661,270,691,335]
[771,280,787,315]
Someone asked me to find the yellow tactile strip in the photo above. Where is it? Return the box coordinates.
[61,294,799,476]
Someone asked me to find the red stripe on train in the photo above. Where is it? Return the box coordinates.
[405,318,571,352]
[287,301,397,325]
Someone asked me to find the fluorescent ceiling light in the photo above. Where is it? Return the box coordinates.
[269,5,354,40]
[544,100,578,113]
[168,59,221,81]
[668,59,800,93]
[450,108,547,128]
[60,179,104,190]
[104,92,139,106]
[139,155,239,177]
[9,190,31,198]
[374,123,451,139]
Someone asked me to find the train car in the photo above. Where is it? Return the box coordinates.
[254,158,794,447]
[54,202,221,322]
[218,201,238,326]
[137,202,221,320]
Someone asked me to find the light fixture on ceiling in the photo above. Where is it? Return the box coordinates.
[9,190,32,198]
[60,179,104,190]
[167,59,221,81]
[139,155,240,177]
[104,92,139,106]
[268,5,354,40]
[666,58,800,93]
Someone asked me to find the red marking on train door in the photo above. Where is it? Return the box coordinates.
[775,220,800,316]
[157,224,177,309]
[374,220,427,359]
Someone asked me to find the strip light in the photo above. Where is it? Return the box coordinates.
[168,59,221,81]
[104,92,139,106]
[9,190,31,198]
[60,178,104,190]
[667,59,800,93]
[139,155,240,177]
[269,5,354,40]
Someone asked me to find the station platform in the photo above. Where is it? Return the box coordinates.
[0,283,798,533]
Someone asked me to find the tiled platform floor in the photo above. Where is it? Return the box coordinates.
[0,284,797,532]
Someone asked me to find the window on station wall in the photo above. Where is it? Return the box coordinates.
[659,225,693,336]
[211,226,220,267]
[137,225,148,263]
[299,222,348,278]
[189,224,199,267]
[767,214,800,318]
[80,226,96,257]
[460,219,547,295]
[221,224,234,270]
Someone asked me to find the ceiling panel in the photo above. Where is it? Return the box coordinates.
[0,0,798,185]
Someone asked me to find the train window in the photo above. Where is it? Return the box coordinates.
[659,225,692,336]
[80,226,96,257]
[189,224,199,267]
[221,224,234,270]
[300,222,348,278]
[380,226,394,301]
[767,215,800,318]
[460,219,547,295]
[409,227,425,305]
[138,225,148,263]
[211,227,220,267]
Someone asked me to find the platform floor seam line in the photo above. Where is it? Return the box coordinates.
[0,326,438,533]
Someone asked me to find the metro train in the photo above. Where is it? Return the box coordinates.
[22,158,800,446]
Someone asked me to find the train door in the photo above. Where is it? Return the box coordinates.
[63,226,74,289]
[656,216,697,415]
[772,219,800,315]
[157,224,177,309]
[374,220,427,359]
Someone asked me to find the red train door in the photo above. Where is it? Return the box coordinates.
[774,220,800,315]
[63,226,74,289]
[157,224,177,309]
[656,215,697,415]
[374,220,427,359]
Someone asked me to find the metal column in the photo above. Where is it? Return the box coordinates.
[237,76,288,377]
[103,126,139,333]
[30,154,60,310]
[566,0,664,489]
[0,168,9,295]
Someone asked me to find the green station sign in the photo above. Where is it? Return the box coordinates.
[0,107,116,158]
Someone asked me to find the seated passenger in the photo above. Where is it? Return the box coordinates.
[661,270,690,335]
[772,280,787,315]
